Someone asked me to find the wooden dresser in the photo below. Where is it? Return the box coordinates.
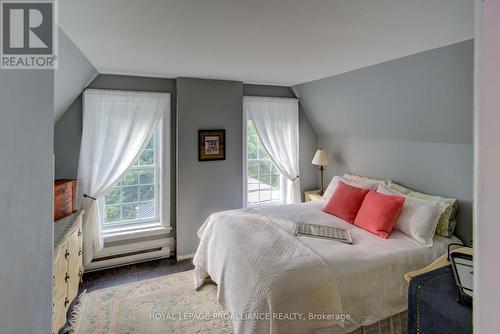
[53,211,84,334]
[54,179,77,221]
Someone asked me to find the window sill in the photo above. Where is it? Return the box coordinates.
[103,223,171,243]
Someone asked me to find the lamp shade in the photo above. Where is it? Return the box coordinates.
[312,148,329,166]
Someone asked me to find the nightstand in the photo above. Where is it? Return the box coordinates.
[304,189,323,202]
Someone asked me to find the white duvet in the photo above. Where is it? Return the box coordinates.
[193,201,460,334]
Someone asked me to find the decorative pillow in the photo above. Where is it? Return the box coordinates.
[377,184,447,246]
[323,176,378,203]
[344,173,388,186]
[387,181,458,237]
[322,181,370,223]
[354,190,405,239]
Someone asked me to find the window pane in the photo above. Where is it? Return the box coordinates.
[122,171,138,186]
[271,174,281,188]
[259,161,270,175]
[246,120,285,206]
[105,205,121,222]
[271,164,281,174]
[145,136,155,149]
[103,127,160,227]
[122,203,138,221]
[139,169,155,184]
[121,186,139,203]
[137,201,155,220]
[139,150,154,166]
[248,161,259,177]
[258,146,269,159]
[105,187,121,205]
[139,185,155,201]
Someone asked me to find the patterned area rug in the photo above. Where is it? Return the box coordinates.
[73,270,233,334]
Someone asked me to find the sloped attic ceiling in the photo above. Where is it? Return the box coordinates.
[59,0,473,86]
[293,40,474,145]
[54,29,97,122]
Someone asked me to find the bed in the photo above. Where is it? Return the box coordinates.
[193,200,460,334]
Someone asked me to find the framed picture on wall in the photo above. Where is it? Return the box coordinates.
[198,129,226,161]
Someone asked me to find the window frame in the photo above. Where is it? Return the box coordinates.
[243,112,287,208]
[100,120,165,232]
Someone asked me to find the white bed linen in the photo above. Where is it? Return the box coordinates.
[255,201,460,334]
[193,209,343,334]
[194,201,460,334]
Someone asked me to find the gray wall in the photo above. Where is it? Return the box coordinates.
[175,80,319,256]
[54,74,177,179]
[176,78,244,256]
[54,74,177,237]
[0,71,54,333]
[294,40,474,242]
[54,29,97,122]
[55,77,319,257]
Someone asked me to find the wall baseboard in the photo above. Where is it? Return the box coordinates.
[176,253,195,261]
[85,247,171,272]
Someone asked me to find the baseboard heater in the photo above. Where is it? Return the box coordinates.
[85,239,171,272]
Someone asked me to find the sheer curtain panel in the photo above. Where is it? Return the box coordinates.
[244,96,300,204]
[77,89,170,266]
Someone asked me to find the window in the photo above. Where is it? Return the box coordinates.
[246,119,286,206]
[102,126,162,229]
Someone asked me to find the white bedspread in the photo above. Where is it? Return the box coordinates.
[193,209,343,334]
[193,202,460,334]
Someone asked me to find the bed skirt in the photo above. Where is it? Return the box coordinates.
[348,311,407,334]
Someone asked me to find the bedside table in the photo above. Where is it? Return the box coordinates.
[304,189,323,202]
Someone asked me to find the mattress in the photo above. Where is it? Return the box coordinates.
[254,201,461,334]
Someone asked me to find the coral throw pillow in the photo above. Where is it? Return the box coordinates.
[322,181,370,223]
[354,190,405,239]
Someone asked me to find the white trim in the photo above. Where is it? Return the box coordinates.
[176,253,195,261]
[85,247,170,272]
[242,110,248,208]
[97,237,170,258]
[103,224,171,243]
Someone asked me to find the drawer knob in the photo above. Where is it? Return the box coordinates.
[65,273,70,282]
[78,249,82,256]
[64,298,69,307]
[64,250,70,259]
[78,229,82,237]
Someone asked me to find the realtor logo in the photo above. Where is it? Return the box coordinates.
[1,0,58,69]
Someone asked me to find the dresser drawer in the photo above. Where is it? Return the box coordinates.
[67,226,82,256]
[67,252,82,303]
[54,183,71,196]
[54,245,68,276]
[53,294,68,334]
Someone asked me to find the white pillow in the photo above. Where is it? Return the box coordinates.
[343,173,387,186]
[322,176,379,203]
[377,184,447,246]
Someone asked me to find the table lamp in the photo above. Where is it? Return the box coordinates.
[312,148,329,195]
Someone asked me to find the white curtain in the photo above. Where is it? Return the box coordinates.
[78,89,170,266]
[244,96,300,204]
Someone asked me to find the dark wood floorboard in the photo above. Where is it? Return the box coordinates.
[80,258,194,292]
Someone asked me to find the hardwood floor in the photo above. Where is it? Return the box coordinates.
[81,258,194,292]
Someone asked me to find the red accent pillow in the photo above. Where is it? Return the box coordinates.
[354,190,405,239]
[322,181,370,223]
